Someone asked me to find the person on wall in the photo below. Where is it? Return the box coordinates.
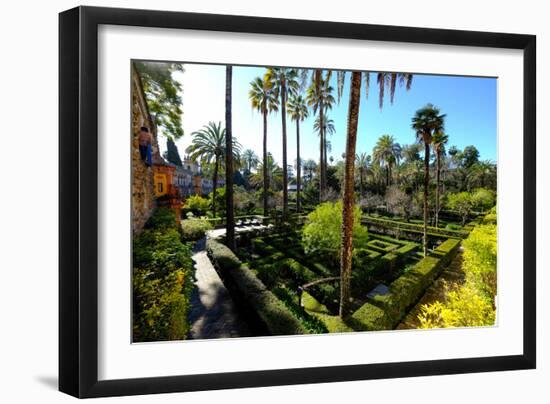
[138,126,152,166]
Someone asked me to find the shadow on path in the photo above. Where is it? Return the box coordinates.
[188,238,251,340]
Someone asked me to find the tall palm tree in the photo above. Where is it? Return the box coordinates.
[265,68,299,218]
[373,134,402,185]
[187,121,241,218]
[412,104,446,256]
[337,70,413,317]
[225,66,235,249]
[376,72,414,109]
[249,76,278,216]
[287,94,309,212]
[306,71,335,201]
[355,152,371,198]
[241,149,259,174]
[432,130,448,228]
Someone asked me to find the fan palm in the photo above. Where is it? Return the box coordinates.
[432,130,448,227]
[355,153,371,198]
[287,94,309,212]
[186,121,241,218]
[249,76,278,216]
[241,149,259,174]
[373,134,402,185]
[412,104,446,256]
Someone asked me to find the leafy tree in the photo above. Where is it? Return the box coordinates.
[134,61,184,139]
[412,104,446,256]
[249,153,284,191]
[249,76,279,216]
[447,191,473,225]
[302,201,368,259]
[165,137,183,166]
[384,185,413,222]
[471,188,496,212]
[183,195,210,216]
[225,65,236,249]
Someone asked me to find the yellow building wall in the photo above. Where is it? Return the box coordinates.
[154,173,168,197]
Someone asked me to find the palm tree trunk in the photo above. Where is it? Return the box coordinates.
[263,111,269,217]
[319,101,325,202]
[423,140,430,257]
[212,158,219,219]
[296,120,301,212]
[435,150,441,228]
[339,71,362,318]
[225,65,235,249]
[281,78,288,218]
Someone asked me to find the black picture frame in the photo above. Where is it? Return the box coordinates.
[59,5,536,398]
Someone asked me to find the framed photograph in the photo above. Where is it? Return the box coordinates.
[59,6,536,398]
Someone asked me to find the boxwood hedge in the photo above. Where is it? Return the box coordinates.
[206,239,308,336]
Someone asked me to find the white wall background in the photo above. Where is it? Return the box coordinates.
[0,0,546,402]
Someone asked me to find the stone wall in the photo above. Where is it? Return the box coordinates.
[131,65,160,234]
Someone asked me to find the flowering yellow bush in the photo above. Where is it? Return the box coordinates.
[418,222,497,329]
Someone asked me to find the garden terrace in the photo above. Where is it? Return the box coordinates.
[207,231,462,335]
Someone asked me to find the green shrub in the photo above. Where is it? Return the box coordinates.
[302,201,368,259]
[462,224,497,300]
[184,195,210,216]
[349,302,393,331]
[144,207,178,231]
[180,219,213,241]
[471,188,496,212]
[133,210,194,342]
[272,287,328,334]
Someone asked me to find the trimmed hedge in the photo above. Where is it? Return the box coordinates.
[180,219,213,241]
[351,238,462,331]
[363,215,469,239]
[206,239,308,336]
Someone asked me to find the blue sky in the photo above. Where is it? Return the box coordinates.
[166,64,496,167]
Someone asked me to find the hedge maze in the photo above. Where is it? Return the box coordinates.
[206,214,470,336]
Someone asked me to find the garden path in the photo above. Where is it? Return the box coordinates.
[187,238,252,339]
[396,249,466,330]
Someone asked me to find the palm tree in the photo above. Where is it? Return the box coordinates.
[355,153,371,198]
[468,160,496,190]
[336,70,413,317]
[249,153,284,191]
[241,149,259,174]
[225,65,235,249]
[412,104,446,256]
[306,71,335,201]
[376,72,414,109]
[265,68,300,218]
[303,159,317,184]
[287,94,309,212]
[249,76,278,216]
[373,134,402,185]
[432,130,448,228]
[187,121,241,218]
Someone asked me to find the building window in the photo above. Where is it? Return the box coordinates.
[158,182,163,193]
